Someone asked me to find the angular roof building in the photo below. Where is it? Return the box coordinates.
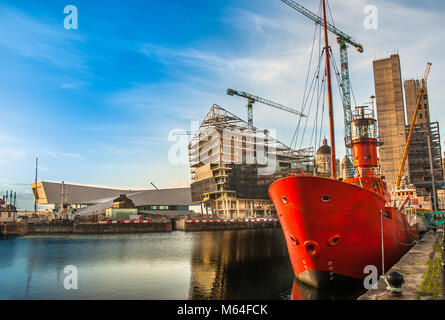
[188,104,313,218]
[31,181,192,216]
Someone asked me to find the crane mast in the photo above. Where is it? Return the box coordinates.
[226,88,306,127]
[280,0,363,169]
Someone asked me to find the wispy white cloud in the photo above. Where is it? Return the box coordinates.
[0,4,87,69]
[0,147,28,163]
[44,151,85,161]
[122,0,445,154]
[61,81,88,89]
[3,0,443,208]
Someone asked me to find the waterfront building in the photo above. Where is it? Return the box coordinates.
[315,138,331,177]
[188,104,313,218]
[404,79,430,125]
[372,53,408,190]
[404,122,443,193]
[30,181,193,217]
[0,192,18,223]
[403,79,443,199]
[105,194,138,220]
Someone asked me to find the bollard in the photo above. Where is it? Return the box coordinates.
[385,271,404,296]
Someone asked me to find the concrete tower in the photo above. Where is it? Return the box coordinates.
[372,54,408,190]
[404,79,430,125]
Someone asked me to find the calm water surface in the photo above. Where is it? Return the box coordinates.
[0,229,364,300]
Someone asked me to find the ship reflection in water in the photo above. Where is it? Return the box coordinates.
[189,229,293,299]
[188,229,366,300]
[290,279,366,300]
[0,229,366,299]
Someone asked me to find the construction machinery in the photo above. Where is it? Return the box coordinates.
[396,62,432,189]
[281,0,363,165]
[226,88,306,127]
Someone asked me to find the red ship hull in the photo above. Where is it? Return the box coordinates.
[269,175,418,288]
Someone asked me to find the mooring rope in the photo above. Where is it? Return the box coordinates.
[381,211,417,246]
[397,212,420,238]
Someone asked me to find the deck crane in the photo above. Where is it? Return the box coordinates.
[226,88,307,127]
[281,0,363,165]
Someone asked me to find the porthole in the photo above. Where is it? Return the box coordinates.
[328,235,341,247]
[304,240,320,258]
[290,234,299,246]
[321,195,331,203]
[282,196,288,204]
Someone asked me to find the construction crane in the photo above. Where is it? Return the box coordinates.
[226,88,306,127]
[396,62,432,189]
[281,0,363,165]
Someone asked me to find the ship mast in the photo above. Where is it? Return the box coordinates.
[322,0,337,179]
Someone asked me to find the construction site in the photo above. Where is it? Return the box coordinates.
[4,0,445,228]
[373,54,444,211]
[189,104,313,219]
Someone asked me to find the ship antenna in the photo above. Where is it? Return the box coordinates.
[322,0,337,179]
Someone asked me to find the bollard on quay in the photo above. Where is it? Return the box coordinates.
[385,271,405,296]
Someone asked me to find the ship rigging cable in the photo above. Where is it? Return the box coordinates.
[381,212,417,246]
[290,10,323,151]
[397,212,420,238]
[289,0,357,160]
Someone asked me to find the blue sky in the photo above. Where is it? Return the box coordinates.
[1,0,444,209]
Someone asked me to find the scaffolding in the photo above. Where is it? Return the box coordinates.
[189,104,314,218]
[406,121,443,194]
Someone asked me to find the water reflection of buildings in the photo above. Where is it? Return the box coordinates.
[189,229,293,300]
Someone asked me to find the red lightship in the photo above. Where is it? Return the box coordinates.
[269,107,418,288]
[269,0,418,289]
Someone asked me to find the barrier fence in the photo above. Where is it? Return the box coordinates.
[185,218,278,223]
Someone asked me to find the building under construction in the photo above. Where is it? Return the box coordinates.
[404,77,443,208]
[189,105,313,218]
[373,54,443,197]
[405,122,444,192]
[373,54,408,190]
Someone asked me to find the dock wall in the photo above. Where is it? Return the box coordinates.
[1,218,279,236]
[1,221,172,236]
[176,218,279,231]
